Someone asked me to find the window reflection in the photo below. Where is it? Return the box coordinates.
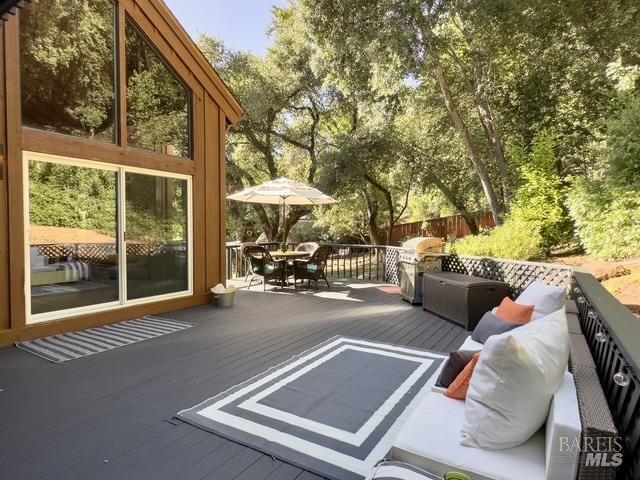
[20,0,116,142]
[125,173,189,300]
[28,160,119,315]
[126,18,192,158]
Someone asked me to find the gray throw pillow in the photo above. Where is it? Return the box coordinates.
[472,311,521,344]
[435,350,478,388]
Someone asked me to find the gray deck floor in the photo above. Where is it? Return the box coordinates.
[0,279,466,480]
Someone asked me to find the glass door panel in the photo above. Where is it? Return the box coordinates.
[28,160,119,316]
[124,172,189,300]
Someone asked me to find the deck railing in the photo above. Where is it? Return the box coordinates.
[225,242,401,283]
[572,272,639,480]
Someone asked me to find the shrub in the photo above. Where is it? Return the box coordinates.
[451,217,545,260]
[452,131,573,261]
[607,93,640,187]
[566,179,640,260]
[508,131,573,252]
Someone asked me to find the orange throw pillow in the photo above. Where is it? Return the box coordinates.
[444,352,480,400]
[496,297,535,325]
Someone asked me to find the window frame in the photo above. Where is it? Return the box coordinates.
[23,150,194,325]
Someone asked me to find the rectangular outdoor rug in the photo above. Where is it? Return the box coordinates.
[16,316,194,363]
[177,336,446,480]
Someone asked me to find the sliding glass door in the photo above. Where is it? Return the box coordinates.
[124,172,190,301]
[26,153,192,323]
[27,159,120,316]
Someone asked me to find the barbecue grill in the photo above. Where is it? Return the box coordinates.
[398,237,447,304]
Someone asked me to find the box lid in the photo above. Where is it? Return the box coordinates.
[423,271,509,288]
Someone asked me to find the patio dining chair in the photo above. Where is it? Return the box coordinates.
[292,245,334,290]
[242,244,287,291]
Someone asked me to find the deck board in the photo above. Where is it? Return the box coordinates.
[0,280,465,479]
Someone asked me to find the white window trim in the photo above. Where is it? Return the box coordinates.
[23,151,194,325]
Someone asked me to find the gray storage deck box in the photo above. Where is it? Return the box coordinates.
[422,272,510,330]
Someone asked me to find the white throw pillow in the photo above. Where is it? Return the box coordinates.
[461,308,570,450]
[516,281,566,316]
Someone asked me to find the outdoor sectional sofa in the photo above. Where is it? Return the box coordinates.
[387,300,619,480]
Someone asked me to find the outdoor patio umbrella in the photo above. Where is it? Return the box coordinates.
[227,177,336,243]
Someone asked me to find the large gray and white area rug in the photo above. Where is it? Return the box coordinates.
[16,316,194,363]
[177,336,446,480]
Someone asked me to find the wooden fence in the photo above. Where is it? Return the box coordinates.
[389,212,495,245]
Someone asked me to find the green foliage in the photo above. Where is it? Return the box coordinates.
[126,22,191,157]
[508,131,573,252]
[453,131,573,259]
[313,198,369,242]
[20,0,116,140]
[28,161,117,234]
[452,217,545,260]
[567,180,640,260]
[606,93,640,187]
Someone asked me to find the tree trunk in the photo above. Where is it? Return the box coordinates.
[475,96,510,208]
[430,61,503,225]
[428,175,479,235]
[280,206,310,243]
[364,174,397,245]
[364,192,386,245]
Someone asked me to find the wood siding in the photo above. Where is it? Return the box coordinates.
[0,22,8,331]
[0,2,243,347]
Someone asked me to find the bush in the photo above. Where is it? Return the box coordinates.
[451,217,545,260]
[607,93,640,187]
[566,179,640,260]
[452,131,572,261]
[508,131,573,251]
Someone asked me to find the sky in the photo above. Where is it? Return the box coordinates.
[164,0,288,56]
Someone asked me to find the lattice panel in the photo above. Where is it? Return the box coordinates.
[35,243,171,265]
[384,247,404,285]
[443,255,573,296]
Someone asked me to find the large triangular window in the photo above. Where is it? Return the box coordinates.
[126,17,192,159]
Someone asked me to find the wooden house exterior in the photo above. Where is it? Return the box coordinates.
[0,0,243,347]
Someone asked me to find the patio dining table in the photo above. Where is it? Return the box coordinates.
[271,251,310,260]
[272,251,310,287]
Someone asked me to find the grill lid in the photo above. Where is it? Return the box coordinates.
[401,236,444,254]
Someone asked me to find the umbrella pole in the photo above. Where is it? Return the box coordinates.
[281,197,286,246]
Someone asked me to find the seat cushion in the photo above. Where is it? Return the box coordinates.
[545,371,581,480]
[392,393,546,480]
[459,335,483,351]
[461,309,570,450]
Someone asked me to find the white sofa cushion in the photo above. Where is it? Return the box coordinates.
[545,371,581,480]
[392,392,546,480]
[461,308,570,450]
[459,335,483,351]
[516,281,566,317]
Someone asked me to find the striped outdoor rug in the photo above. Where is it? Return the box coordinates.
[15,316,194,363]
